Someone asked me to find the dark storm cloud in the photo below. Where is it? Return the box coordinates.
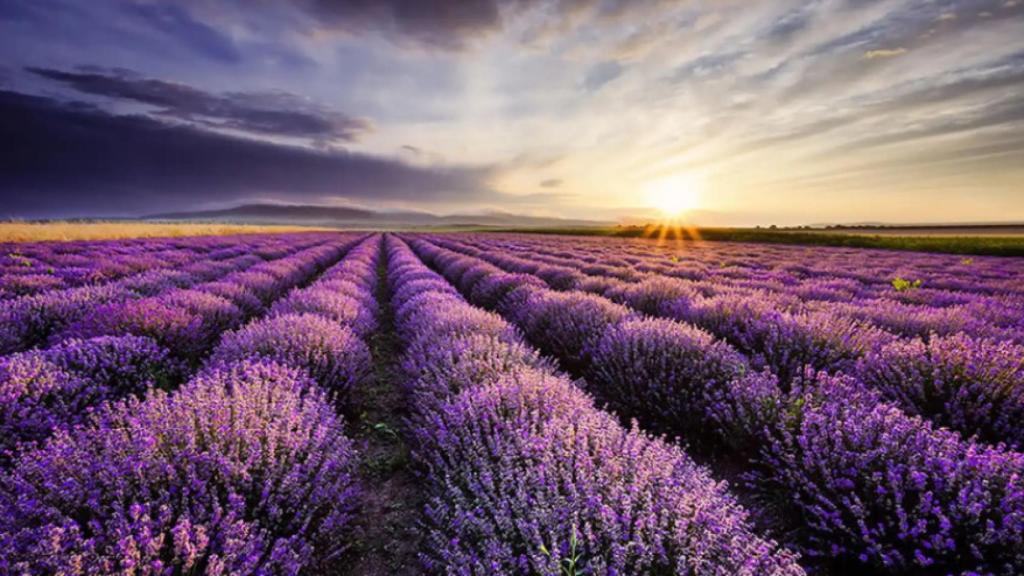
[28,67,371,145]
[0,90,492,217]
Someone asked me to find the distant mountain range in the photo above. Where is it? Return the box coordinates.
[146,203,609,229]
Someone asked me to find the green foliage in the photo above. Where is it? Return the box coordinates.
[372,421,399,441]
[540,524,584,576]
[490,227,1024,257]
[891,277,923,292]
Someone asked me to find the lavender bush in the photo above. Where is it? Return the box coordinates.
[0,359,358,575]
[858,333,1024,449]
[212,313,371,398]
[0,335,177,460]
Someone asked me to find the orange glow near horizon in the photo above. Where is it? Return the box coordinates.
[641,218,703,249]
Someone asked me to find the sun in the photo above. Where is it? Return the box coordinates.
[644,173,702,219]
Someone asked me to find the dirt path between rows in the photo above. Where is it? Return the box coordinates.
[340,241,424,575]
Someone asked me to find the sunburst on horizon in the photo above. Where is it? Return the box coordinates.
[642,173,704,246]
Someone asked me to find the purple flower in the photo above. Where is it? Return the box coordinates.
[387,235,803,575]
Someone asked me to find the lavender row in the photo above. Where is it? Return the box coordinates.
[0,236,362,464]
[407,236,1024,575]
[387,235,803,574]
[428,235,1024,449]
[53,238,355,363]
[0,234,335,355]
[0,234,234,299]
[0,235,383,574]
[212,233,381,403]
[458,233,1024,300]
[0,232,337,300]
[443,234,1024,344]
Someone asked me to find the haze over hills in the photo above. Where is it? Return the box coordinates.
[146,203,610,229]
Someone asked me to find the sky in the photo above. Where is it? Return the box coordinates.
[1,0,1022,225]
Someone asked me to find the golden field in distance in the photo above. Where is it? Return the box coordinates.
[0,221,330,243]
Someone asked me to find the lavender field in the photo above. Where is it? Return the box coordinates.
[0,231,1022,576]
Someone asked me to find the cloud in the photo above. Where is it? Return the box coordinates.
[0,90,493,217]
[28,67,371,145]
[863,47,907,59]
[296,0,508,50]
[125,2,242,63]
[582,60,623,91]
[273,0,662,51]
[668,51,746,82]
[763,7,811,43]
[827,96,1024,153]
[539,178,563,188]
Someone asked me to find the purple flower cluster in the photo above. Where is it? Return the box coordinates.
[0,359,358,575]
[0,335,179,460]
[387,236,803,575]
[0,234,259,299]
[270,235,380,339]
[747,370,1024,573]
[667,293,896,383]
[0,233,366,466]
[858,333,1024,449]
[432,232,1024,340]
[4,227,1022,573]
[585,317,748,440]
[212,313,371,398]
[212,235,380,400]
[44,238,355,363]
[59,290,243,362]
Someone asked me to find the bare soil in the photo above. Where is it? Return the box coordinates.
[339,249,425,576]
